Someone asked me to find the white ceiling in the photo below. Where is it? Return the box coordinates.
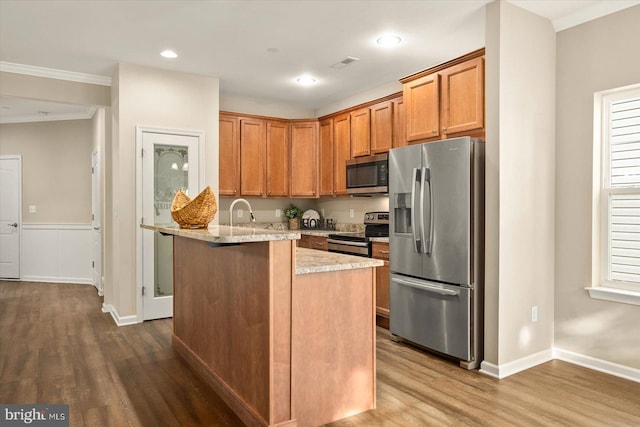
[1,0,638,122]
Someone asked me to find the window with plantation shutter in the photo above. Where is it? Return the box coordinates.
[596,85,640,300]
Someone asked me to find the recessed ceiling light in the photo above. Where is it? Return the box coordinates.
[296,76,316,86]
[376,35,402,47]
[161,50,178,59]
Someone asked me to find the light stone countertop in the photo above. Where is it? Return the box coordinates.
[141,224,300,243]
[369,237,389,244]
[295,248,383,275]
[300,229,346,237]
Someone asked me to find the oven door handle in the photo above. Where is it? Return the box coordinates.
[327,239,369,247]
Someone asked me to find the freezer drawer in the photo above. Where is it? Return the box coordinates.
[390,273,472,361]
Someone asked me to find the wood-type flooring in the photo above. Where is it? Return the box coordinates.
[1,281,639,426]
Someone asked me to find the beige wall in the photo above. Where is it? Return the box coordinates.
[315,80,402,118]
[110,63,219,318]
[555,5,640,368]
[485,0,556,366]
[0,71,110,107]
[0,120,93,223]
[220,94,315,119]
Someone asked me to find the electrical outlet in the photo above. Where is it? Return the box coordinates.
[349,209,355,218]
[237,208,243,218]
[275,209,281,218]
[531,306,538,323]
[29,205,36,213]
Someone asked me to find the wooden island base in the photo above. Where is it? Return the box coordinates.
[171,235,376,427]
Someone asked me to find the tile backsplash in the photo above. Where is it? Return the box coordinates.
[218,195,389,225]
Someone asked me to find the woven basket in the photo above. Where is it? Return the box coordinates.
[170,186,217,229]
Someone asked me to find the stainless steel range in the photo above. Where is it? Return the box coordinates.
[327,212,389,257]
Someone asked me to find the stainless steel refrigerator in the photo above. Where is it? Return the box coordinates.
[389,136,484,369]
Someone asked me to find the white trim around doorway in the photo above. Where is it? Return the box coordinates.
[134,126,205,324]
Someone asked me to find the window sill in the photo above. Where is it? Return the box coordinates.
[585,287,640,306]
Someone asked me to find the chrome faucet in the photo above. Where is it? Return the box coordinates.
[229,198,256,227]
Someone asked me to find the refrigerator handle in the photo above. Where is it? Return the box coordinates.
[391,277,459,296]
[421,167,433,254]
[411,167,421,253]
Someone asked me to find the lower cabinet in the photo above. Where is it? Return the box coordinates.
[372,242,390,327]
[297,235,328,251]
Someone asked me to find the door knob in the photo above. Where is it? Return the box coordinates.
[9,223,18,228]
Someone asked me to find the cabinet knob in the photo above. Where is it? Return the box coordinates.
[432,129,437,133]
[442,127,447,131]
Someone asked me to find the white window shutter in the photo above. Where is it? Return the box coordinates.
[610,97,640,187]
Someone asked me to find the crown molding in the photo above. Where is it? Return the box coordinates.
[0,107,97,124]
[0,62,111,86]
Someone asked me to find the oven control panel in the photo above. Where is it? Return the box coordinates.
[364,211,389,224]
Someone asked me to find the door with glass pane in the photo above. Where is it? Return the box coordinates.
[142,131,200,320]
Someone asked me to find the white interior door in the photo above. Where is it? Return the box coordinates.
[141,131,200,320]
[0,156,21,279]
[91,151,103,294]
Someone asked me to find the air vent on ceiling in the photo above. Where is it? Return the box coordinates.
[330,56,360,70]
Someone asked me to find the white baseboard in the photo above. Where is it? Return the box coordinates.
[554,347,640,383]
[480,348,554,379]
[101,303,140,327]
[21,275,91,285]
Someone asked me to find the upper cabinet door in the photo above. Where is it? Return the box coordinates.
[240,118,266,197]
[403,72,440,142]
[266,121,289,197]
[333,114,351,196]
[219,114,239,196]
[370,101,393,154]
[319,119,334,196]
[350,107,371,158]
[440,56,484,136]
[290,121,319,198]
[392,97,407,148]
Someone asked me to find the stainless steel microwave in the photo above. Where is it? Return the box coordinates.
[346,153,388,195]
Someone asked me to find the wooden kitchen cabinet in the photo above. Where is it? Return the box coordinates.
[370,101,393,154]
[240,118,266,196]
[219,114,240,196]
[350,107,371,158]
[403,72,440,142]
[290,121,319,197]
[266,121,289,197]
[402,49,485,144]
[297,235,328,251]
[440,56,484,136]
[333,113,351,196]
[372,241,390,326]
[319,118,334,196]
[392,97,407,148]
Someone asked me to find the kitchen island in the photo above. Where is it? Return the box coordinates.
[141,225,382,427]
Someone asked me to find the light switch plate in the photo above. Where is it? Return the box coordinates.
[29,205,36,213]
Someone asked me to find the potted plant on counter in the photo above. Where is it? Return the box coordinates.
[285,204,302,230]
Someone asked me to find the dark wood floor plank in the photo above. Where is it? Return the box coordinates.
[2,280,639,427]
